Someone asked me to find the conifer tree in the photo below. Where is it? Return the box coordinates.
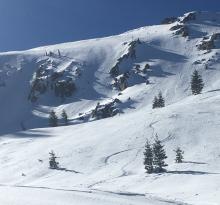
[157,92,165,107]
[174,147,184,163]
[191,70,204,95]
[61,109,68,125]
[153,134,167,172]
[49,110,58,127]
[49,150,59,169]
[152,92,165,109]
[143,140,154,173]
[152,96,159,109]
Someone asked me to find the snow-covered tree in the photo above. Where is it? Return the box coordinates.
[49,150,59,169]
[61,109,68,125]
[49,110,58,127]
[143,140,153,173]
[153,134,167,172]
[191,70,204,95]
[174,147,184,163]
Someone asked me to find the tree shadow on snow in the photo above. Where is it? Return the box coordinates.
[182,160,207,165]
[167,170,219,175]
[207,88,220,93]
[56,167,83,174]
[6,129,53,138]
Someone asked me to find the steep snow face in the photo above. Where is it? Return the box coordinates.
[0,11,220,205]
[0,11,220,135]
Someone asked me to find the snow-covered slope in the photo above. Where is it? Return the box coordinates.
[0,11,220,205]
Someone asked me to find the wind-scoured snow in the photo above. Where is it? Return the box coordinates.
[0,11,220,205]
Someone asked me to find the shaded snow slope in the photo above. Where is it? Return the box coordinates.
[0,11,220,205]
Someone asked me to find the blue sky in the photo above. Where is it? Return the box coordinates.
[0,0,219,52]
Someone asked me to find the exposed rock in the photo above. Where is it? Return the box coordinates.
[180,12,196,23]
[198,40,215,50]
[110,63,120,77]
[91,100,120,120]
[133,65,141,73]
[174,26,188,37]
[161,17,178,24]
[109,39,141,76]
[112,73,129,91]
[28,56,79,102]
[133,63,150,74]
[197,33,220,50]
[128,39,141,59]
[170,24,188,37]
[211,33,220,41]
[51,71,64,81]
[54,79,76,98]
[143,64,150,73]
[170,24,184,31]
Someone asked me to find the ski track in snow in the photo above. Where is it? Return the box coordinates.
[0,183,92,193]
[149,120,159,139]
[104,149,133,165]
[88,147,141,188]
[0,183,190,205]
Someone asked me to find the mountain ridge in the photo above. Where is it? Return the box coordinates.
[0,11,220,205]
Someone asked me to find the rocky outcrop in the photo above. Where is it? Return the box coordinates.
[180,12,196,23]
[170,24,188,37]
[133,64,150,74]
[110,63,120,76]
[109,39,141,77]
[198,40,215,50]
[198,33,220,50]
[54,79,76,98]
[91,100,120,119]
[112,73,129,91]
[28,57,79,102]
[75,98,121,122]
[161,17,178,24]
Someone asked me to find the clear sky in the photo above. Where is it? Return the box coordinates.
[0,0,219,52]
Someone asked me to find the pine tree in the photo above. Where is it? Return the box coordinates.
[152,92,165,109]
[152,96,159,109]
[49,150,59,169]
[143,140,154,173]
[153,134,167,172]
[157,92,165,107]
[174,147,184,163]
[61,109,68,125]
[191,70,204,95]
[49,110,58,127]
